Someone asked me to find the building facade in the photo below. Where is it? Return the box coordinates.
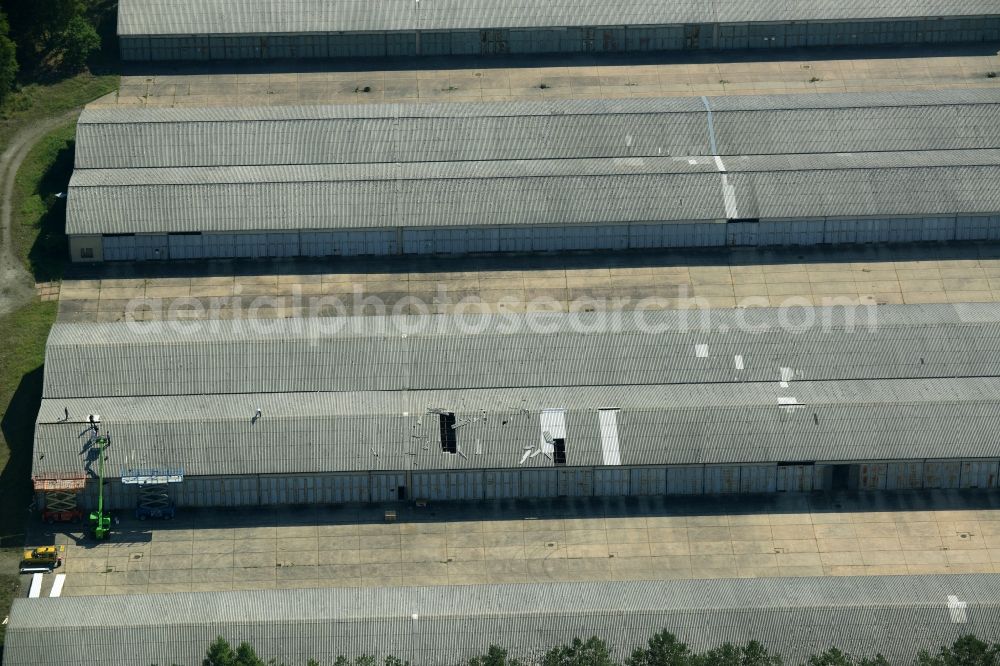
[66,90,1000,262]
[116,0,1000,61]
[33,305,1000,509]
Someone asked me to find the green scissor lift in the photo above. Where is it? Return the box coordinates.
[88,435,111,540]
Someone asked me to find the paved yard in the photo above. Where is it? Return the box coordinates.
[19,491,1000,597]
[91,46,1000,108]
[57,243,1000,322]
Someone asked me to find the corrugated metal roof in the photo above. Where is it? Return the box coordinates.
[7,575,1000,665]
[75,97,709,170]
[71,156,721,186]
[731,164,1000,221]
[65,158,728,234]
[37,304,1000,476]
[66,90,1000,236]
[73,90,1000,169]
[713,103,1000,157]
[41,303,1000,399]
[31,377,1000,475]
[116,0,1000,36]
[64,152,1000,235]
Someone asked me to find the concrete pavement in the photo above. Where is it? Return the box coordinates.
[21,491,1000,597]
[93,47,1000,109]
[56,242,1000,322]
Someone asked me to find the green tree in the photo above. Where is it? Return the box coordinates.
[0,10,16,101]
[332,657,407,666]
[204,636,237,666]
[470,645,524,666]
[234,641,266,666]
[626,630,693,666]
[57,14,98,71]
[804,648,888,666]
[696,641,782,666]
[542,637,616,666]
[2,0,82,62]
[915,635,1000,666]
[383,657,411,666]
[201,637,273,666]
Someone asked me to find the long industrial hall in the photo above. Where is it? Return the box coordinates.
[4,0,1000,664]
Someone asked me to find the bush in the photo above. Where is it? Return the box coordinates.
[469,645,524,666]
[626,632,783,666]
[542,637,616,666]
[697,641,782,666]
[202,636,278,666]
[915,635,1000,666]
[195,632,1000,666]
[332,656,410,666]
[626,630,694,666]
[805,648,889,666]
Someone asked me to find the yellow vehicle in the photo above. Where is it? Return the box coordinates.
[19,546,61,572]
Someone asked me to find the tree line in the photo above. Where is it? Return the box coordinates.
[0,0,108,103]
[163,632,1000,666]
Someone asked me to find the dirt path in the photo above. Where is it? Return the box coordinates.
[0,109,81,316]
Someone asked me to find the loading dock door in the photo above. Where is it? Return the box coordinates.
[684,25,701,49]
[481,29,508,54]
[831,464,851,490]
[683,25,713,49]
[557,468,593,497]
[748,23,786,48]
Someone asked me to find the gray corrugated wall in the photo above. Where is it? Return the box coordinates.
[59,460,1000,511]
[86,214,1000,262]
[120,17,1000,61]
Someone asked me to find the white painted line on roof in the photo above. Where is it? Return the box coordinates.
[539,409,565,454]
[599,409,622,466]
[701,97,740,219]
[701,96,719,155]
[695,344,709,358]
[734,355,744,370]
[49,574,65,598]
[720,173,739,219]
[948,595,967,623]
[28,573,42,598]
